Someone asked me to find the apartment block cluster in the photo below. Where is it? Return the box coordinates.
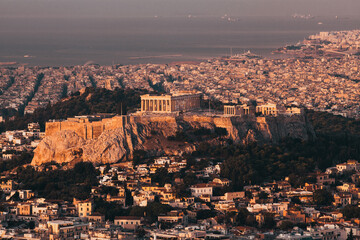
[2,154,360,239]
[0,64,157,114]
[0,31,360,119]
[308,30,360,51]
[162,55,360,118]
[0,123,44,161]
[276,30,360,57]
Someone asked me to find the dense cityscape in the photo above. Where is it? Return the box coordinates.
[0,31,360,119]
[0,29,360,239]
[1,118,360,239]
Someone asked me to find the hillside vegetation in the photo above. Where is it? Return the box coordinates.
[0,87,148,132]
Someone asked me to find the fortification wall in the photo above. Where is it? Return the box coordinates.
[45,113,306,142]
[45,114,254,139]
[45,122,62,136]
[45,115,129,140]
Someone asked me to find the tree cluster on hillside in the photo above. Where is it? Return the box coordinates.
[0,152,33,173]
[167,127,227,142]
[186,110,360,191]
[0,87,149,132]
[14,162,99,201]
[341,205,360,219]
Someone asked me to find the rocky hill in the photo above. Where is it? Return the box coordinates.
[31,113,315,166]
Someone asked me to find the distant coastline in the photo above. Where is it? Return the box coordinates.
[1,16,360,66]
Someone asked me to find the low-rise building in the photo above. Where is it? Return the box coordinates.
[190,184,213,197]
[47,220,89,240]
[114,216,143,230]
[74,199,93,217]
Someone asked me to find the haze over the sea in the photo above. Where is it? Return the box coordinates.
[1,0,360,66]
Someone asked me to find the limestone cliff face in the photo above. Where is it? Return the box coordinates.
[31,114,315,166]
[32,130,86,165]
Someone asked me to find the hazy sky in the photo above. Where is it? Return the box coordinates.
[1,0,360,19]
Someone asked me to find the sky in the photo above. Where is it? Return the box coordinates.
[1,0,360,19]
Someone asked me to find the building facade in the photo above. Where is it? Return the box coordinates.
[47,220,89,240]
[75,199,93,217]
[140,92,201,113]
[114,216,142,230]
[190,184,213,197]
[224,104,255,116]
[224,103,302,117]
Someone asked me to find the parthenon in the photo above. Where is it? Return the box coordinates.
[140,92,201,113]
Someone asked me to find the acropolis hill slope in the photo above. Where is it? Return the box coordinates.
[31,113,315,166]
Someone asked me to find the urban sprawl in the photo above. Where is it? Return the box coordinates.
[0,31,360,121]
[0,30,360,239]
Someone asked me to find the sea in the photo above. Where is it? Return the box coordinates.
[0,15,360,66]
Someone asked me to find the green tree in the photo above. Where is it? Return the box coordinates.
[347,229,354,240]
[132,150,147,166]
[235,208,250,225]
[263,213,276,229]
[279,221,294,231]
[341,205,360,219]
[313,189,334,206]
[151,168,171,186]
